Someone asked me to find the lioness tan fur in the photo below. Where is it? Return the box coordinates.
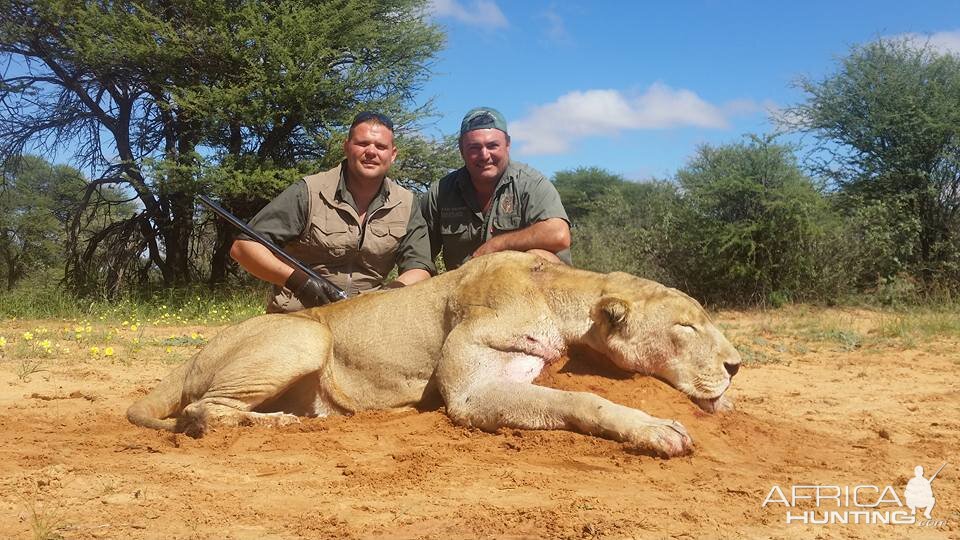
[127,251,741,457]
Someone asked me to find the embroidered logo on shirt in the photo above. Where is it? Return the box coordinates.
[499,193,515,214]
[441,206,470,218]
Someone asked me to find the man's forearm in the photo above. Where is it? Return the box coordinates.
[474,218,571,257]
[229,239,296,286]
[389,268,432,287]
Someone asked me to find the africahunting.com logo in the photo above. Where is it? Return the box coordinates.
[762,463,949,527]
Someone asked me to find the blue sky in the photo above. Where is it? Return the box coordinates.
[421,1,960,180]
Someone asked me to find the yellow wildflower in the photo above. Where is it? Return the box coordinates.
[190,332,199,340]
[22,332,33,341]
[165,346,172,353]
[90,346,100,356]
[0,336,6,348]
[39,339,52,350]
[104,347,114,357]
[130,324,139,332]
[122,320,129,326]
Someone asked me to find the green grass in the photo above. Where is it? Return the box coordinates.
[736,305,960,355]
[19,496,66,540]
[0,279,264,324]
[802,327,864,351]
[15,357,47,381]
[722,304,960,365]
[875,309,960,339]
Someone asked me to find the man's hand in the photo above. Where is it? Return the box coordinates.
[471,235,505,258]
[285,269,343,308]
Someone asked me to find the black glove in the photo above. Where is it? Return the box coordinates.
[285,268,344,308]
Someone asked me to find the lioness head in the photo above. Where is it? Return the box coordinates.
[585,272,741,413]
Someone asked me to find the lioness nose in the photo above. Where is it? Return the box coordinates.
[724,362,740,377]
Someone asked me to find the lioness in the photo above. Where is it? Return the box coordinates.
[128,251,741,457]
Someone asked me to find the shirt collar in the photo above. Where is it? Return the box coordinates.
[336,160,391,207]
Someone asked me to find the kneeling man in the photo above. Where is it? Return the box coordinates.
[420,107,571,269]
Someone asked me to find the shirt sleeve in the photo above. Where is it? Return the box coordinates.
[522,172,571,225]
[396,192,437,275]
[236,180,309,246]
[520,169,574,266]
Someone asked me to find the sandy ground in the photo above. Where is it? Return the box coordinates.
[0,308,958,539]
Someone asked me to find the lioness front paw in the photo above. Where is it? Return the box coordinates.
[626,419,694,457]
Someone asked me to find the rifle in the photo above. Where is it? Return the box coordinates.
[929,462,948,484]
[198,194,347,300]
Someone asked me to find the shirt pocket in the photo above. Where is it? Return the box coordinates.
[310,217,352,258]
[366,221,406,258]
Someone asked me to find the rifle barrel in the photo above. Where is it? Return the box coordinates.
[198,195,346,299]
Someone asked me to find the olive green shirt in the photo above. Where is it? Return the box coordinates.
[420,160,571,270]
[240,165,433,278]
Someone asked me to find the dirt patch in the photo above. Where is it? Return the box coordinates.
[1,310,958,539]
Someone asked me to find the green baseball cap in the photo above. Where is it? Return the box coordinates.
[459,107,508,137]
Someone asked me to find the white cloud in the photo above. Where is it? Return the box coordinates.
[510,83,760,155]
[429,0,508,29]
[889,29,960,55]
[541,8,568,43]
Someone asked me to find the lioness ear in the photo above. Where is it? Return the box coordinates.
[593,297,629,331]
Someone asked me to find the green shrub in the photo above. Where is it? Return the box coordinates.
[667,135,839,305]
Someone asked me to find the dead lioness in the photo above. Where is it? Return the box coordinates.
[127,251,741,457]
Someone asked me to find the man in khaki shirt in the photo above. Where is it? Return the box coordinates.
[420,107,572,271]
[231,112,432,313]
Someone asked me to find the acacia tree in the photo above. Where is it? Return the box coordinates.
[0,0,445,295]
[785,39,960,285]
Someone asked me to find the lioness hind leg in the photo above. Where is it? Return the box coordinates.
[178,317,335,436]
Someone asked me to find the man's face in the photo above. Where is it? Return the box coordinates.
[344,121,397,183]
[460,129,510,187]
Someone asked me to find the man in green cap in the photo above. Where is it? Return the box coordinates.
[420,106,571,270]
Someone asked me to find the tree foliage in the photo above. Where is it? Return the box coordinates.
[555,167,678,279]
[670,136,834,305]
[0,156,83,289]
[785,39,960,286]
[0,0,446,295]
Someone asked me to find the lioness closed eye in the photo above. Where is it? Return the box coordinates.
[128,251,741,457]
